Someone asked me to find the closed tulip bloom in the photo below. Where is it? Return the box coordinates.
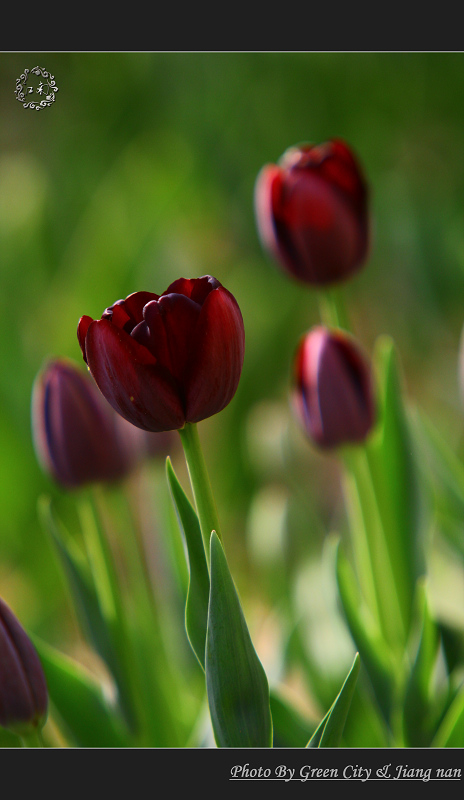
[0,597,48,736]
[77,275,245,433]
[293,326,375,448]
[255,139,369,285]
[32,358,142,488]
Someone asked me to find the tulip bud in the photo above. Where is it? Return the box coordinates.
[254,139,369,285]
[31,358,146,488]
[77,275,245,433]
[0,597,48,736]
[293,326,375,448]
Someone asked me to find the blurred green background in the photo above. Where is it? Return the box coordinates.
[1,52,464,702]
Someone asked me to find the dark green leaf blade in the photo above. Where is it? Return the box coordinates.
[166,457,210,669]
[366,336,422,639]
[206,531,272,747]
[270,691,314,748]
[307,653,360,748]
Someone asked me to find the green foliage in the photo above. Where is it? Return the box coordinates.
[1,53,464,748]
[166,456,210,669]
[269,691,314,748]
[34,637,130,748]
[206,532,272,748]
[307,653,360,747]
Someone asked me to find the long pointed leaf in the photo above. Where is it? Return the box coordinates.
[307,653,360,747]
[206,531,272,747]
[366,336,422,638]
[38,496,135,728]
[166,457,210,669]
[432,681,464,747]
[403,580,441,746]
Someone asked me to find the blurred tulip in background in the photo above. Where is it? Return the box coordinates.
[292,326,375,449]
[254,139,369,285]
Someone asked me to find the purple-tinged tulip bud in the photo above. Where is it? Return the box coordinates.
[293,326,375,449]
[0,596,48,736]
[77,275,245,433]
[31,358,146,488]
[255,139,369,286]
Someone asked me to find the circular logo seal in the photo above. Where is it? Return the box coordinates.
[14,66,58,110]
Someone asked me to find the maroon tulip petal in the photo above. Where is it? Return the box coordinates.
[294,327,375,449]
[276,170,362,284]
[184,286,245,423]
[0,615,37,729]
[36,359,137,487]
[254,165,286,266]
[164,275,220,304]
[316,335,373,446]
[77,315,94,362]
[293,329,325,444]
[85,319,185,432]
[0,598,48,733]
[123,291,159,324]
[109,303,132,330]
[145,294,201,378]
[255,140,369,286]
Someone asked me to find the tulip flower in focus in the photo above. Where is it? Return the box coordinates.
[0,596,48,736]
[32,358,149,488]
[254,139,369,285]
[77,275,245,433]
[293,326,375,449]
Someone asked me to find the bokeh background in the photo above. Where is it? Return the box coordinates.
[1,53,464,726]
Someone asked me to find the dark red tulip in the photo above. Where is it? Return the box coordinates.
[0,596,48,735]
[254,139,369,285]
[77,275,245,432]
[32,358,147,488]
[293,326,375,449]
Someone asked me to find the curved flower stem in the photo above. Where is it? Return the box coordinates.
[178,422,222,563]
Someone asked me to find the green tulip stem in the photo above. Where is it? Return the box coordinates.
[319,286,351,331]
[21,728,45,748]
[178,422,222,562]
[89,485,182,747]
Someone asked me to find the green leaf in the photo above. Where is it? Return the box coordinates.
[341,681,391,747]
[166,457,210,669]
[403,580,441,746]
[432,681,464,747]
[39,498,117,673]
[365,336,422,639]
[269,691,314,748]
[307,653,360,748]
[0,727,21,748]
[33,636,130,748]
[206,532,272,747]
[415,410,464,560]
[38,496,135,728]
[336,540,394,723]
[306,708,331,748]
